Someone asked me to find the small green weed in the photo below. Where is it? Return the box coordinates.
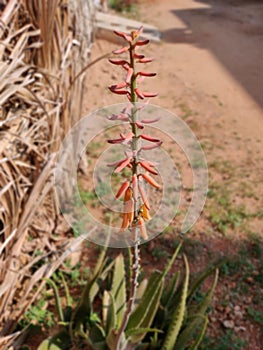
[200,330,247,350]
[109,0,137,13]
[19,298,55,328]
[247,306,263,325]
[151,246,170,260]
[178,102,193,120]
[207,182,254,234]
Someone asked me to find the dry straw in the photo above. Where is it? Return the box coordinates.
[0,0,94,346]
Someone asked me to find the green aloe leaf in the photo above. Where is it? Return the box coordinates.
[161,271,180,307]
[162,242,182,278]
[175,269,219,350]
[126,327,163,336]
[103,291,116,334]
[111,254,127,328]
[37,330,71,350]
[127,271,164,343]
[187,259,223,301]
[46,279,64,323]
[188,315,208,350]
[161,255,189,350]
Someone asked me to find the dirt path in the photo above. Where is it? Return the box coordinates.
[144,0,263,143]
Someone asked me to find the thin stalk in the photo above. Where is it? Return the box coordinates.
[115,41,141,350]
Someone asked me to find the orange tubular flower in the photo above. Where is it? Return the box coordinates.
[142,172,161,189]
[107,25,162,240]
[116,181,130,199]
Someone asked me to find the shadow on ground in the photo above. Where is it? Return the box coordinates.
[161,0,263,108]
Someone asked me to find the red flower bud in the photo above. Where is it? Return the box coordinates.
[116,181,130,199]
[141,92,158,98]
[139,160,158,175]
[113,46,129,55]
[141,117,160,124]
[135,39,150,46]
[138,57,154,63]
[108,87,128,95]
[141,134,160,143]
[134,53,145,59]
[113,30,132,42]
[138,183,150,210]
[114,157,131,173]
[109,58,129,66]
[134,88,145,100]
[141,141,162,151]
[142,173,161,189]
[137,71,156,77]
[109,82,127,90]
[135,121,144,129]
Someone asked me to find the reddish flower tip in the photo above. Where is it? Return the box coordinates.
[139,160,158,175]
[112,46,129,55]
[116,181,130,199]
[137,71,157,77]
[113,30,132,42]
[109,58,129,66]
[109,82,127,90]
[114,157,131,173]
[108,86,128,95]
[135,39,150,46]
[140,134,160,143]
[138,57,154,63]
[134,88,145,100]
[142,92,158,98]
[142,173,161,189]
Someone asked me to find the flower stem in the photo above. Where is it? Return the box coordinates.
[115,41,141,350]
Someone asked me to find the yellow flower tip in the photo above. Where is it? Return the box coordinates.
[140,204,151,221]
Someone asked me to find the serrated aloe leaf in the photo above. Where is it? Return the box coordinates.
[128,273,164,343]
[111,254,127,328]
[126,327,163,337]
[161,271,180,307]
[127,271,163,330]
[175,269,218,350]
[37,330,71,350]
[187,259,223,301]
[188,315,208,350]
[162,241,182,278]
[161,255,189,350]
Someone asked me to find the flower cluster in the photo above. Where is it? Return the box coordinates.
[107,26,162,241]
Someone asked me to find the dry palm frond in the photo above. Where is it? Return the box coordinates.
[0,0,95,341]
